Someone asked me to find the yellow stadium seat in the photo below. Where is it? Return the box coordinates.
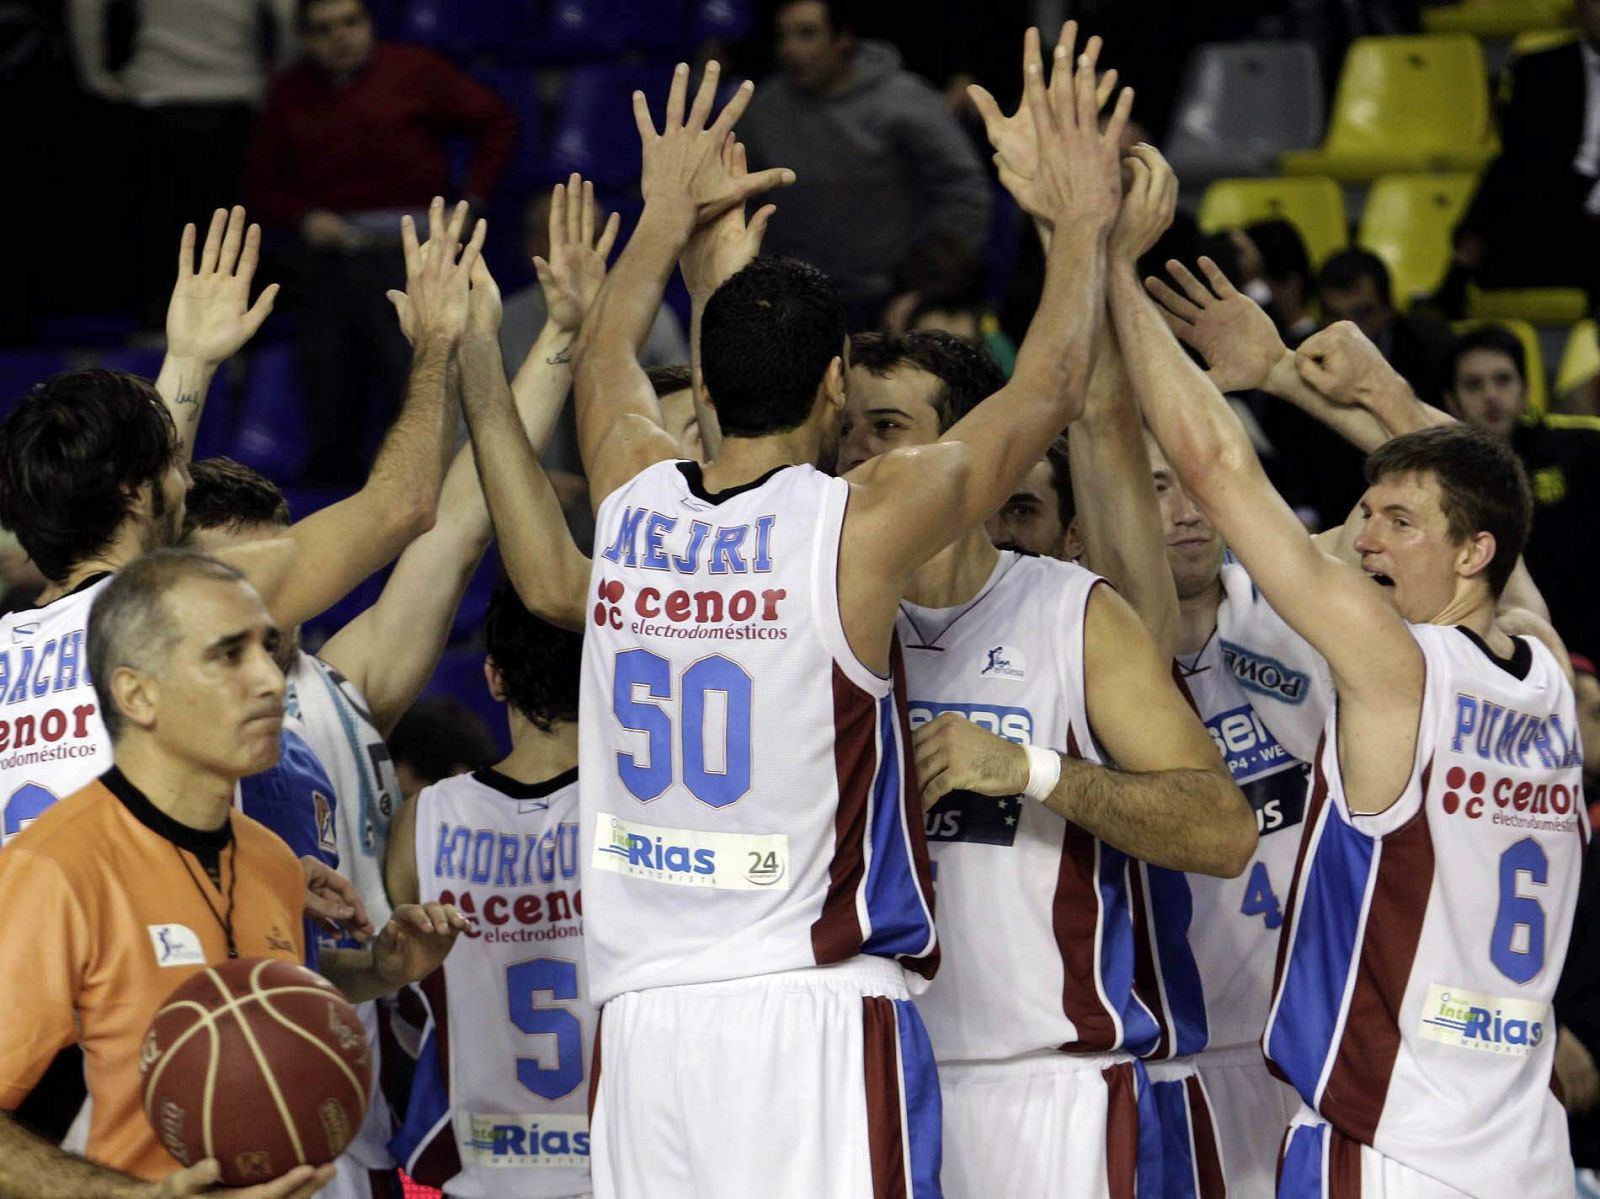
[1197,177,1349,268]
[1280,35,1499,181]
[1452,318,1548,418]
[1467,285,1589,325]
[1424,0,1573,37]
[1510,28,1581,56]
[1556,319,1599,400]
[1358,173,1477,310]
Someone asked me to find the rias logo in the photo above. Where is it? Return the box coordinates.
[590,813,791,891]
[1419,983,1546,1057]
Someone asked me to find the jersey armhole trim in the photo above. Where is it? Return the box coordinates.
[1338,648,1431,836]
[814,480,892,697]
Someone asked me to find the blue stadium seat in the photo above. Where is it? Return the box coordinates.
[232,345,308,482]
[0,351,68,417]
[551,64,674,187]
[399,0,539,60]
[690,0,756,44]
[471,66,545,191]
[539,0,625,61]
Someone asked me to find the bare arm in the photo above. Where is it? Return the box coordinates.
[1064,147,1180,657]
[460,261,592,631]
[573,63,793,506]
[318,902,467,1005]
[0,1113,328,1198]
[155,208,280,461]
[913,586,1253,876]
[385,780,422,912]
[1108,253,1424,815]
[839,27,1130,670]
[319,178,613,731]
[220,201,484,629]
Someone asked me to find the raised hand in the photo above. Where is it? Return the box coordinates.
[634,60,795,227]
[1108,144,1177,262]
[467,254,504,342]
[533,174,622,335]
[1294,320,1409,408]
[166,207,280,366]
[395,197,487,349]
[1144,256,1287,394]
[679,137,777,300]
[972,25,1127,228]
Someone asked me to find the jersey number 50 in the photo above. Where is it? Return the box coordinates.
[612,650,752,808]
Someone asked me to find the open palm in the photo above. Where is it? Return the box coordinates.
[165,207,279,364]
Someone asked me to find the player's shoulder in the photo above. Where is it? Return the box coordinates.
[1003,550,1104,605]
[1,779,121,872]
[2,573,111,630]
[426,766,580,815]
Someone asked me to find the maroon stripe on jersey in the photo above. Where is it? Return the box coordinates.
[588,1007,603,1122]
[1320,759,1436,1143]
[890,637,940,980]
[1328,1125,1364,1198]
[410,969,462,1187]
[863,996,907,1199]
[1103,1062,1140,1199]
[1128,864,1173,1060]
[1186,1075,1227,1199]
[1266,734,1331,1085]
[813,662,875,964]
[1054,728,1119,1050]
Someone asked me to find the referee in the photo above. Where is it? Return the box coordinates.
[0,551,464,1198]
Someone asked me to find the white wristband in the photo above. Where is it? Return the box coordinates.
[1022,744,1062,803]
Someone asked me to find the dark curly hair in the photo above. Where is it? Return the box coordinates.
[183,457,292,538]
[701,257,847,438]
[484,583,583,732]
[848,330,1008,433]
[0,370,179,582]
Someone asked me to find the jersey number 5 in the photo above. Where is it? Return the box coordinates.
[612,649,752,808]
[506,957,583,1100]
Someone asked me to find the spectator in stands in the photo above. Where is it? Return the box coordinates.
[69,0,297,334]
[242,0,515,485]
[1244,218,1316,343]
[882,233,1017,374]
[739,0,990,327]
[1442,324,1600,662]
[388,697,499,804]
[1441,6,1600,313]
[1317,248,1451,404]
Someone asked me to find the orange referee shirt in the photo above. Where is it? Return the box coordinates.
[0,768,306,1180]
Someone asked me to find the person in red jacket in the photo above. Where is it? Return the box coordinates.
[243,0,515,485]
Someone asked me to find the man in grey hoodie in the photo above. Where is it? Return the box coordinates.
[739,0,991,327]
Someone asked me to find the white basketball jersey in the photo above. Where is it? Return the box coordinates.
[1137,568,1331,1058]
[287,651,401,931]
[394,768,592,1198]
[1264,624,1587,1197]
[901,551,1160,1062]
[578,461,938,1006]
[0,575,111,844]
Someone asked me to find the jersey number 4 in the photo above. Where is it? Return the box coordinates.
[1240,862,1284,929]
[507,957,583,1100]
[612,650,752,808]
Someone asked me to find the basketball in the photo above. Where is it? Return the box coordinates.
[139,957,372,1186]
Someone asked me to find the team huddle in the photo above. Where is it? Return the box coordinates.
[0,24,1586,1199]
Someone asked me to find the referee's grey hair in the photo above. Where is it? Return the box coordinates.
[88,550,247,740]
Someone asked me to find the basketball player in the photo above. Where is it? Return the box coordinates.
[388,585,593,1198]
[835,146,1250,1197]
[1108,184,1584,1195]
[984,438,1081,560]
[457,32,1146,1196]
[0,198,482,840]
[182,178,614,1199]
[0,551,465,1197]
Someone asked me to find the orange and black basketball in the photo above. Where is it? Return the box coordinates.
[139,957,371,1186]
